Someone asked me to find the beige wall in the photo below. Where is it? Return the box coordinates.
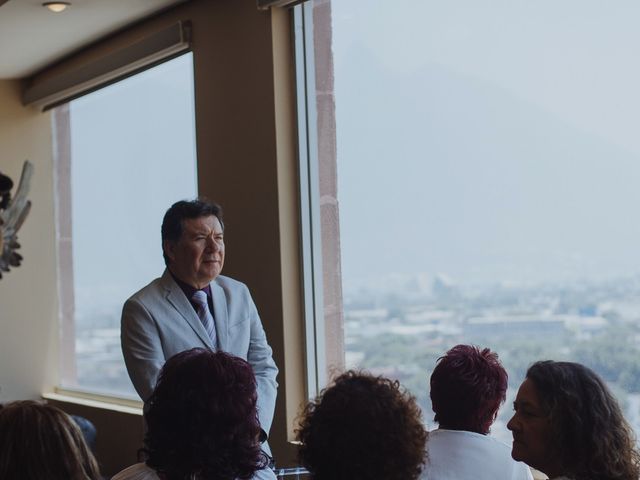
[0,80,58,403]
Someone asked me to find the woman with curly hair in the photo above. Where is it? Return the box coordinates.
[113,348,273,480]
[296,370,427,480]
[0,400,101,480]
[508,360,640,480]
[424,344,532,480]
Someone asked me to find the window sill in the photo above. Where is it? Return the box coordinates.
[43,389,143,416]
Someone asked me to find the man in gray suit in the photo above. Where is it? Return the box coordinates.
[121,199,278,448]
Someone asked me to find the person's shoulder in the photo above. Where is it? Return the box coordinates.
[214,274,249,291]
[480,435,533,479]
[111,463,159,480]
[428,429,512,454]
[125,272,170,304]
[481,433,515,453]
[429,428,490,442]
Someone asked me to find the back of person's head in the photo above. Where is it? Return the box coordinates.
[296,370,427,480]
[526,360,640,480]
[430,344,507,434]
[144,348,267,480]
[161,199,223,265]
[0,400,101,480]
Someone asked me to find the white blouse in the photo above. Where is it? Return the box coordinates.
[421,429,534,480]
[111,463,160,480]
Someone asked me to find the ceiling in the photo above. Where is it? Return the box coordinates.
[0,0,188,79]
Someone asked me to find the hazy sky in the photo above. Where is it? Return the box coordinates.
[70,53,197,312]
[67,3,640,312]
[332,1,640,287]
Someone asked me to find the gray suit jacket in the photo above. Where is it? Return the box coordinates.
[121,269,278,435]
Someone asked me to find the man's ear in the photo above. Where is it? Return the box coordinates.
[163,240,176,263]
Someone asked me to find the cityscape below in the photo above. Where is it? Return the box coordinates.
[74,272,640,445]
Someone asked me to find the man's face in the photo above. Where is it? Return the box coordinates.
[164,215,225,289]
[507,378,556,475]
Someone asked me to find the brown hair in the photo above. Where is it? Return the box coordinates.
[296,371,427,480]
[0,400,101,480]
[527,361,640,480]
[143,348,267,480]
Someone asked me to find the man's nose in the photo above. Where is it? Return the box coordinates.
[207,235,220,251]
[506,414,517,432]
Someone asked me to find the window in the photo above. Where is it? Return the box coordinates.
[56,53,197,398]
[302,0,640,441]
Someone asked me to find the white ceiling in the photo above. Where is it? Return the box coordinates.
[0,0,188,79]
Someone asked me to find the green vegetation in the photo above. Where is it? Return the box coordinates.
[345,277,640,434]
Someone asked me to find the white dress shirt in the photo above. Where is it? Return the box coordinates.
[422,428,533,480]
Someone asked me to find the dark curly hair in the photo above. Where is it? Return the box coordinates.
[430,344,508,434]
[527,361,640,480]
[143,348,268,480]
[296,371,427,480]
[0,401,101,480]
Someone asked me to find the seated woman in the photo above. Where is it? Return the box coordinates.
[0,400,101,480]
[423,344,532,480]
[113,348,273,480]
[508,360,640,480]
[296,370,427,480]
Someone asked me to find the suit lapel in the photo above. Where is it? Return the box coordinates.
[160,269,215,350]
[211,279,229,351]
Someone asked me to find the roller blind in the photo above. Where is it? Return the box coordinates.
[257,0,307,10]
[23,21,191,111]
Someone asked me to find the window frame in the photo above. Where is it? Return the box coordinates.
[53,51,198,402]
[293,0,346,397]
[294,2,326,399]
[43,2,319,465]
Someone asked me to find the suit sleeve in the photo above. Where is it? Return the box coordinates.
[245,290,279,436]
[121,297,165,402]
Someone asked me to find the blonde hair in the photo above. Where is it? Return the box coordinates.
[0,400,101,480]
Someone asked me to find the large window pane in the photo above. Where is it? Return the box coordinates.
[64,53,197,397]
[328,1,640,442]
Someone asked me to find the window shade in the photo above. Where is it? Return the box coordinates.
[23,21,191,111]
[257,0,307,10]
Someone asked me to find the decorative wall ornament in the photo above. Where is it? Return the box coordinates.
[0,161,33,279]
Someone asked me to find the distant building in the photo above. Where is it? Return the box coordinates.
[432,273,459,300]
[465,313,609,339]
[465,314,567,338]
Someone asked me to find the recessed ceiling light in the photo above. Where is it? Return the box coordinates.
[42,2,71,13]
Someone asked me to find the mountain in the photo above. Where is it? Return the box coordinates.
[334,43,640,286]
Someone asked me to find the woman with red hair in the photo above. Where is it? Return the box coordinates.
[113,348,273,480]
[423,344,532,480]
